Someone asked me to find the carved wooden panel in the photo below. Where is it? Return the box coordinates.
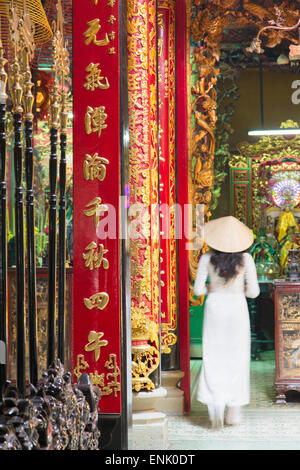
[233,170,249,182]
[233,184,249,226]
[274,282,300,404]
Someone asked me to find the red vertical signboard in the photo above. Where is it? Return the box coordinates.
[73,0,121,414]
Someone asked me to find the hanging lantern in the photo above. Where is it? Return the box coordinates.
[35,70,53,120]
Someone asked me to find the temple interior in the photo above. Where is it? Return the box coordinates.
[190,22,300,368]
[1,0,300,452]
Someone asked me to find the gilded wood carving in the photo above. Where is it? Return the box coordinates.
[229,120,300,234]
[127,0,160,391]
[190,0,300,303]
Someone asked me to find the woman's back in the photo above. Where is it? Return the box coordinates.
[195,216,259,427]
[194,252,259,298]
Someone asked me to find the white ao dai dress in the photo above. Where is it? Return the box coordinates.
[194,252,260,420]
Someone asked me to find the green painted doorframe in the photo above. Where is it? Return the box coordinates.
[190,299,205,359]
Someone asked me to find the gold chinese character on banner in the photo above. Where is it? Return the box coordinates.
[108,31,116,41]
[84,19,110,46]
[85,105,108,137]
[89,354,121,398]
[108,47,116,55]
[83,197,108,227]
[85,331,108,362]
[83,153,109,182]
[101,354,121,397]
[84,292,109,311]
[73,354,89,380]
[107,0,115,6]
[108,15,116,24]
[90,370,105,388]
[84,63,110,91]
[83,242,109,270]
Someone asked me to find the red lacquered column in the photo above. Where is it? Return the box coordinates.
[176,0,191,413]
[157,0,178,362]
[127,0,161,391]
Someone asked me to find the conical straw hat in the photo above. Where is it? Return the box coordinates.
[204,216,254,253]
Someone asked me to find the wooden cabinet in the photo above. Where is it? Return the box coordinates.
[274,281,300,404]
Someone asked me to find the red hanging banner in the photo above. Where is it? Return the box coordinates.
[73,0,122,413]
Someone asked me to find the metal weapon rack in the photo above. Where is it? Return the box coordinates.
[0,1,101,450]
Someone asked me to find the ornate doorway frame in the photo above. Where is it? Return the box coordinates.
[184,1,300,411]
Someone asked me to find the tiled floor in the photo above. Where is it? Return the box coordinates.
[168,351,300,450]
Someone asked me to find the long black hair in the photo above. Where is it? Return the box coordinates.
[210,250,245,282]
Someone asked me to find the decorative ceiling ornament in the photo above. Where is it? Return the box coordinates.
[221,47,300,73]
[246,15,300,55]
[192,1,299,61]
